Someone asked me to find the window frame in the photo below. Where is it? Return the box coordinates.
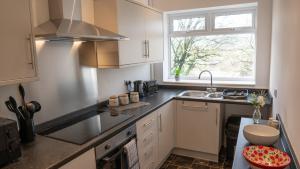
[164,4,258,85]
[212,9,257,32]
[169,13,209,35]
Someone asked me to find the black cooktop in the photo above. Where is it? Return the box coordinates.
[46,111,133,145]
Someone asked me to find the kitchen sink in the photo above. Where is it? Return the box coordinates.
[179,90,209,97]
[177,90,223,99]
[207,93,223,99]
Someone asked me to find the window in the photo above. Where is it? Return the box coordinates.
[172,16,206,32]
[165,5,257,84]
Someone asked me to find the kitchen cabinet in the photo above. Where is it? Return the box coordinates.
[136,101,175,169]
[118,0,147,65]
[145,7,164,63]
[157,101,175,166]
[136,110,158,169]
[0,0,38,86]
[79,0,163,68]
[176,100,223,160]
[59,149,96,169]
[132,0,149,6]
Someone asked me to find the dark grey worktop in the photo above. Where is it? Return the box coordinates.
[2,88,273,169]
[2,89,181,169]
[232,118,299,169]
[162,85,272,106]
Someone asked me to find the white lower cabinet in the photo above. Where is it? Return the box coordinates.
[175,100,223,161]
[136,110,158,169]
[137,100,223,167]
[136,101,175,169]
[157,101,175,166]
[59,149,96,169]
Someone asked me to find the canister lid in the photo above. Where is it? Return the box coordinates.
[119,94,128,97]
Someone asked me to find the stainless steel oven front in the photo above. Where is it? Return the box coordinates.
[95,125,136,169]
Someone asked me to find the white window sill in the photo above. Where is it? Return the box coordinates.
[163,79,256,87]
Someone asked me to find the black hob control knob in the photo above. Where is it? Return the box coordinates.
[127,131,132,136]
[104,144,111,150]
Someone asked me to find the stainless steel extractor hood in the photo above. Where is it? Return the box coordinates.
[34,0,128,41]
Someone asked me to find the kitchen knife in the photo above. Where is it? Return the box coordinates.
[7,97,25,120]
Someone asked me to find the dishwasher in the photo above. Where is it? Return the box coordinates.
[95,124,136,169]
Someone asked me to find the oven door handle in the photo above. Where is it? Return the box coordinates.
[101,148,125,169]
[103,148,124,163]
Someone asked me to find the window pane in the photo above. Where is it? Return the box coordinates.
[170,34,255,80]
[173,17,205,32]
[215,13,253,29]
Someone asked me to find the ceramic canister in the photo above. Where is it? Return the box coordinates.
[119,94,129,105]
[130,92,139,103]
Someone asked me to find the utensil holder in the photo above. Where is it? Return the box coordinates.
[18,118,35,143]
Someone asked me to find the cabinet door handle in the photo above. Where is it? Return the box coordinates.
[216,108,218,126]
[147,40,150,58]
[159,114,162,132]
[144,40,148,58]
[27,34,36,68]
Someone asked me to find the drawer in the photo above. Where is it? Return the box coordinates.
[139,131,155,148]
[139,144,155,168]
[136,112,157,136]
[143,161,155,169]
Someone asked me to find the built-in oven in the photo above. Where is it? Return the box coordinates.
[95,124,136,169]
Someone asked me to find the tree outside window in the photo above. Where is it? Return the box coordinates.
[167,8,256,83]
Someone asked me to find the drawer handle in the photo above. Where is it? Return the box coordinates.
[143,120,152,127]
[144,150,152,159]
[143,133,153,143]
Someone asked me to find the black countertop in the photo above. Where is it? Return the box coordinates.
[232,118,299,169]
[2,88,273,169]
[2,89,181,169]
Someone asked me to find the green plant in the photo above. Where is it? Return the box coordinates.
[175,67,181,77]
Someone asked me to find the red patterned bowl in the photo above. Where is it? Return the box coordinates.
[243,146,291,169]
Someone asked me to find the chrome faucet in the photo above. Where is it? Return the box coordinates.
[198,70,214,92]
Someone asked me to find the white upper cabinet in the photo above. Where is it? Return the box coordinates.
[118,0,147,65]
[131,0,149,6]
[0,0,38,86]
[145,8,164,63]
[79,0,163,68]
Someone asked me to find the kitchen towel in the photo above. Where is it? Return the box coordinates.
[124,139,140,169]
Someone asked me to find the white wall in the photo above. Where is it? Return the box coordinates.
[97,65,151,102]
[152,0,272,89]
[270,0,300,160]
[0,0,151,124]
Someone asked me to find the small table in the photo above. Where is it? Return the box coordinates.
[232,118,291,169]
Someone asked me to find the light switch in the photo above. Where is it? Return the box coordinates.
[274,89,278,98]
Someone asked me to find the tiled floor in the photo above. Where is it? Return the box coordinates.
[160,149,232,169]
